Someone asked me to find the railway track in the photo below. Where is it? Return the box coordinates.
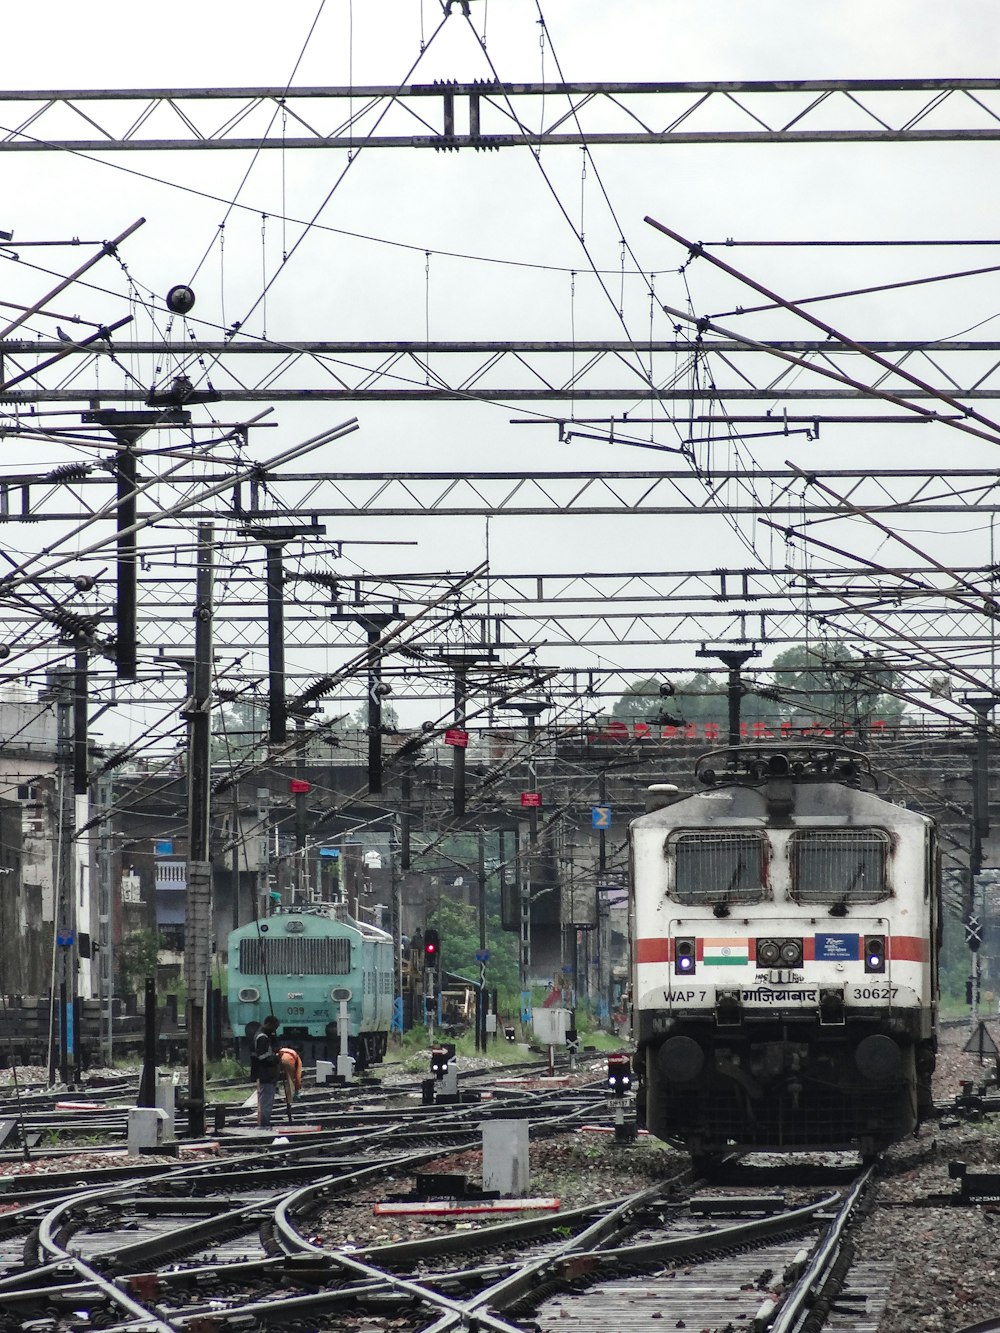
[1,1053,974,1331]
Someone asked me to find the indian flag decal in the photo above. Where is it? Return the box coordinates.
[701,937,750,966]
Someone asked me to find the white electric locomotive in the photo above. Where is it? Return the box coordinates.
[630,744,940,1159]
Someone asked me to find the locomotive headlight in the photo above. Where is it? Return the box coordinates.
[757,939,781,967]
[674,937,696,975]
[864,935,887,974]
[779,939,803,967]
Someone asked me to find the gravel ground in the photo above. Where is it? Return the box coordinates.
[865,1024,1000,1332]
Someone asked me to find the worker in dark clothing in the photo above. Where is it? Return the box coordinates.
[251,1015,281,1129]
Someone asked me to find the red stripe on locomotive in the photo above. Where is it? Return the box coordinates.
[636,934,928,964]
[636,937,671,964]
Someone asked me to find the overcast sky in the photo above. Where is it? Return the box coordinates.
[4,1,1000,744]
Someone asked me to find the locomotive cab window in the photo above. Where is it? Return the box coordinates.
[790,829,890,905]
[669,831,768,905]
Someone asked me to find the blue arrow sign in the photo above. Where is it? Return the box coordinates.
[592,805,612,829]
[475,949,490,963]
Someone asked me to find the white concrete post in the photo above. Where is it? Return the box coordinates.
[336,997,355,1080]
[154,1078,176,1140]
[483,1120,530,1197]
[127,1107,168,1155]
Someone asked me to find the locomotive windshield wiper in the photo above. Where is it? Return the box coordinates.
[846,860,867,894]
[714,857,745,904]
[728,857,745,892]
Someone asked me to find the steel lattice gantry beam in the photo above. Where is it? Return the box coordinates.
[2,555,999,665]
[10,339,1000,410]
[4,80,1000,151]
[2,467,1000,524]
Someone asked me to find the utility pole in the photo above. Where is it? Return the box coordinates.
[596,768,607,1025]
[184,524,214,1139]
[231,790,241,933]
[335,608,399,794]
[50,671,75,1085]
[84,405,190,681]
[476,829,488,1053]
[96,773,114,1067]
[239,522,327,746]
[454,665,468,818]
[963,693,996,1027]
[115,442,138,681]
[442,652,488,818]
[291,710,316,902]
[72,642,93,1003]
[507,700,548,1005]
[389,822,402,1042]
[696,643,761,750]
[255,786,270,922]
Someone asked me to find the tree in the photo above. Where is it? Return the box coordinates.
[611,676,680,724]
[428,895,521,1002]
[330,700,400,732]
[672,671,727,723]
[116,929,163,997]
[768,640,905,729]
[212,697,267,765]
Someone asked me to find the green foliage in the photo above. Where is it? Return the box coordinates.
[116,928,163,996]
[390,1022,537,1069]
[428,896,521,1003]
[769,640,904,729]
[611,676,674,723]
[939,905,975,1006]
[211,697,268,765]
[637,640,907,732]
[672,671,727,723]
[330,701,400,731]
[207,1056,246,1080]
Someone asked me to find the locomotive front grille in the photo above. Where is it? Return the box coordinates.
[790,829,889,904]
[672,831,767,904]
[239,936,352,975]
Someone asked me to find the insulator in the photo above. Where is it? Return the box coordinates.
[45,462,91,483]
[50,607,96,638]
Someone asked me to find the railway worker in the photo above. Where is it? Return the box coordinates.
[251,1015,281,1129]
[278,1046,303,1118]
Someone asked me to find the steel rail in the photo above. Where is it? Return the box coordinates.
[35,1184,180,1332]
[769,1164,876,1332]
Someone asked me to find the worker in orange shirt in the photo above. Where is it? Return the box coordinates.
[278,1047,303,1122]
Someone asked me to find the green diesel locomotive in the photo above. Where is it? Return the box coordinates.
[228,904,394,1069]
